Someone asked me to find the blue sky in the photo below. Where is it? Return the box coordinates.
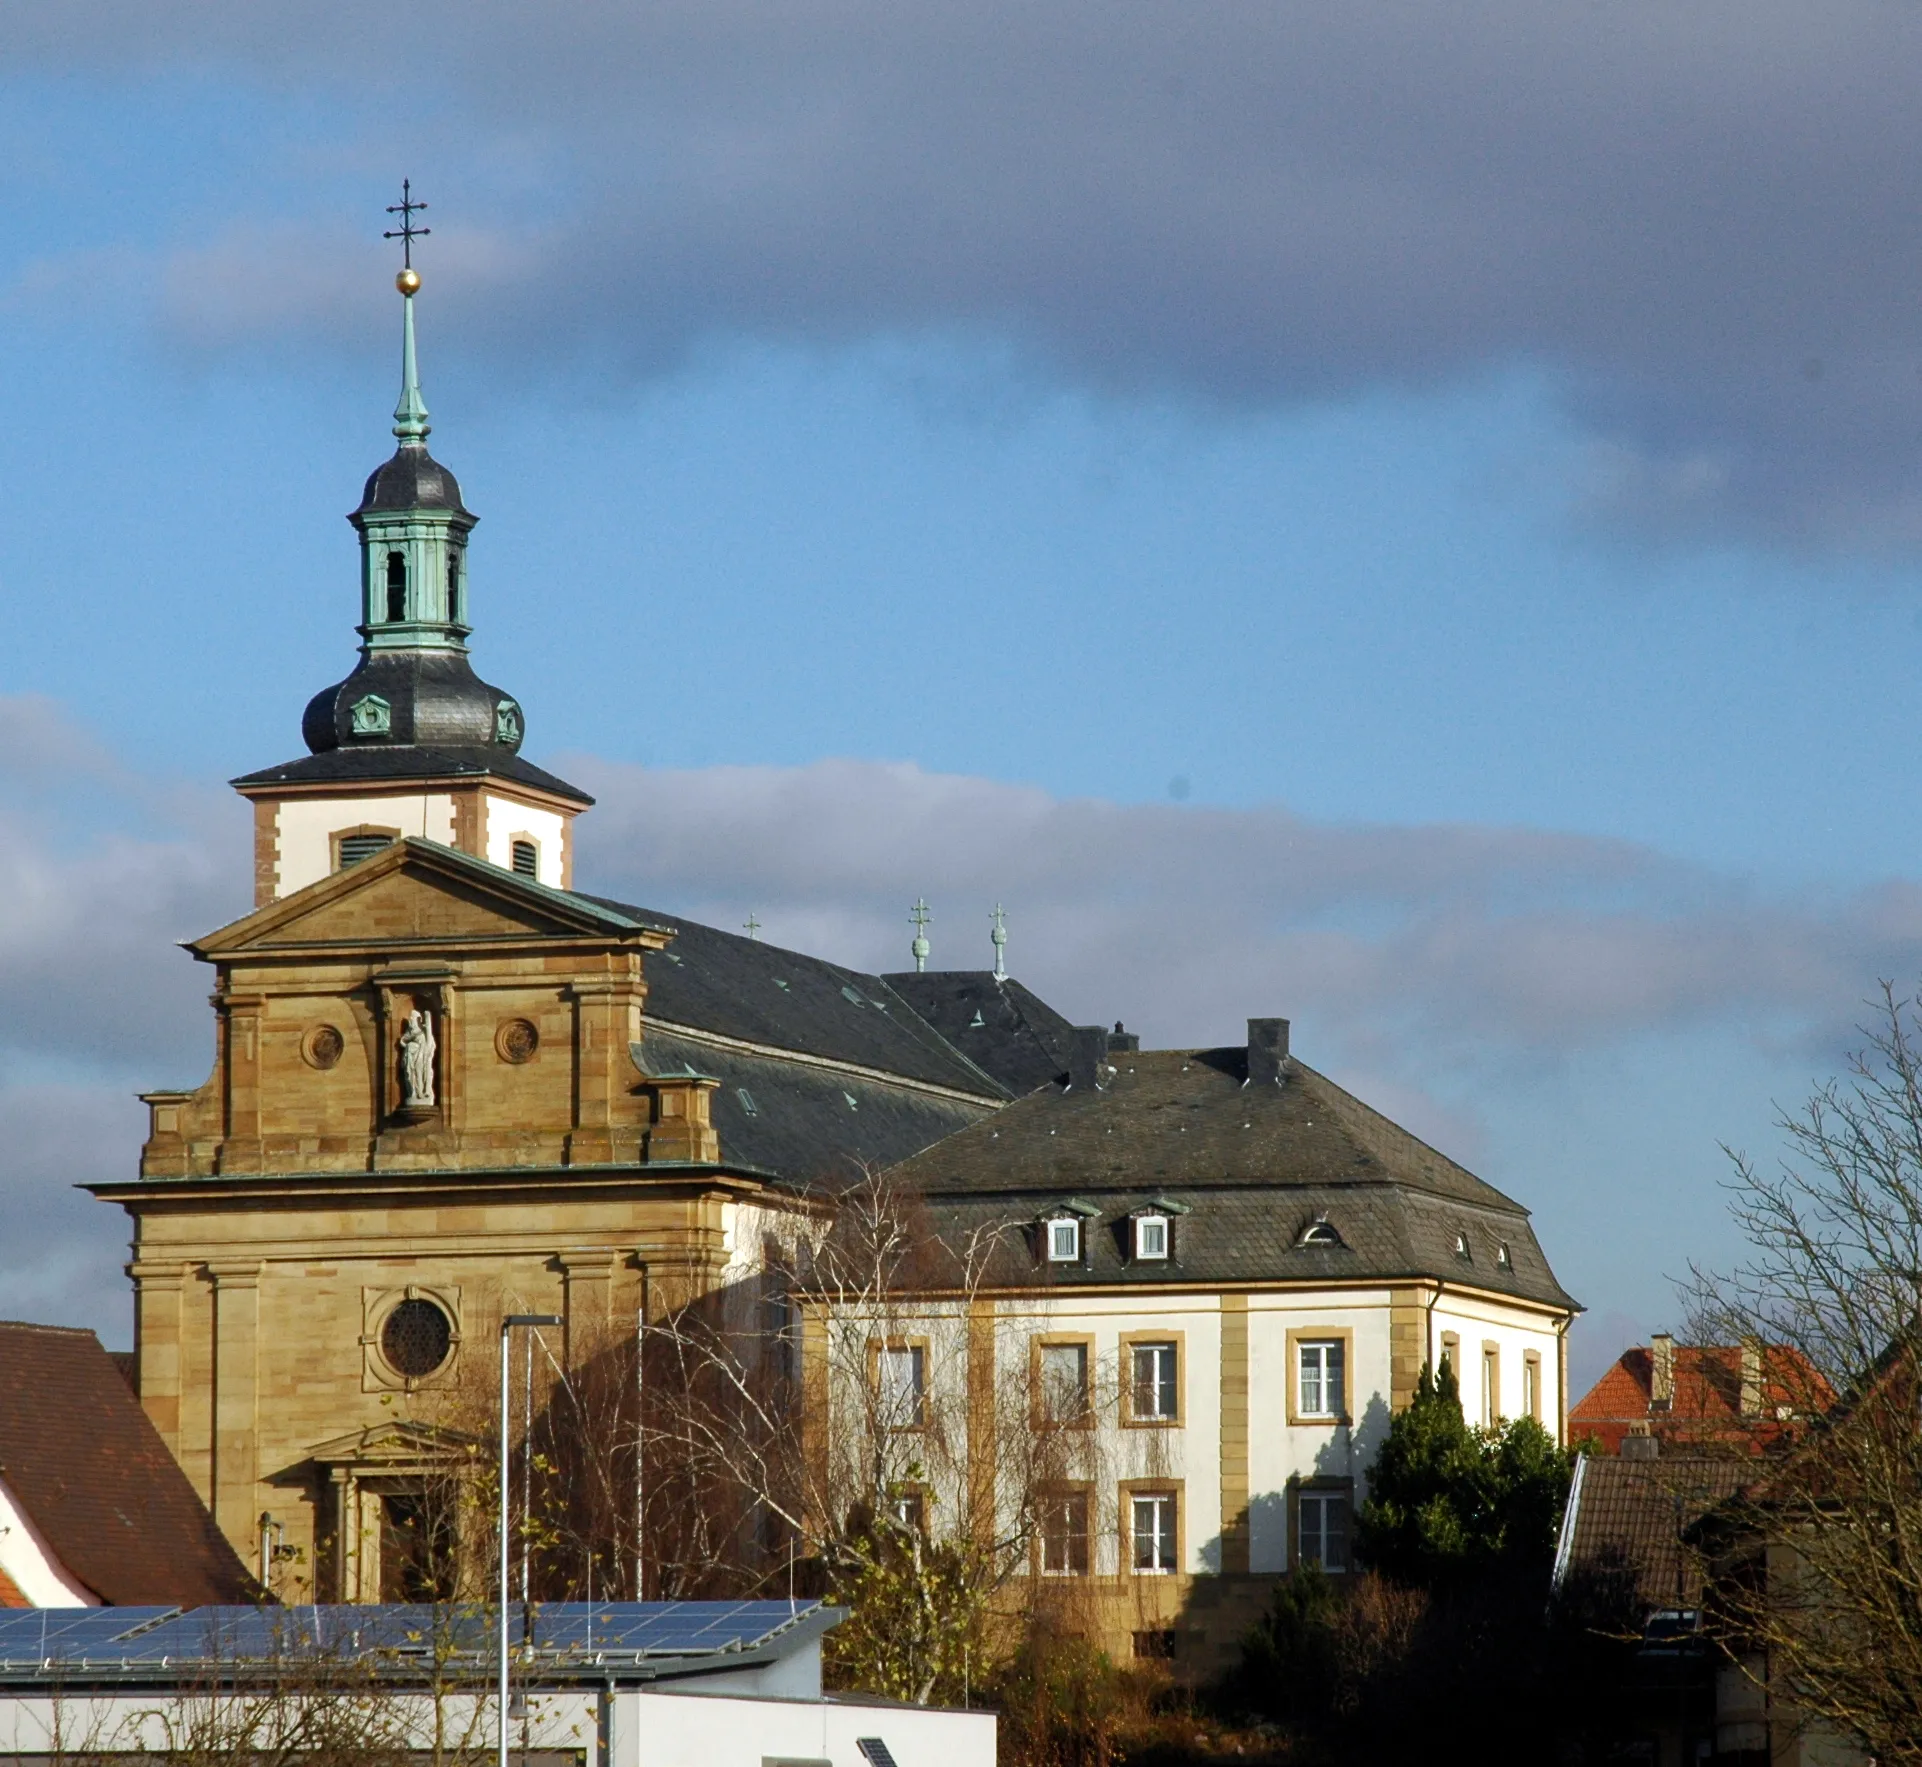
[5,6,1922,1388]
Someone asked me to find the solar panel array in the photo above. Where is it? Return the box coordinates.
[0,1601,829,1682]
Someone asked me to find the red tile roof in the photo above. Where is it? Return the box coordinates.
[0,1321,254,1606]
[0,1568,27,1610]
[1570,1342,1830,1456]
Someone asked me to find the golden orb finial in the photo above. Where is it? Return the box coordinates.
[396,267,421,296]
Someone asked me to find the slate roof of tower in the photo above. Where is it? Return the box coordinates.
[878,971,1080,1096]
[0,1321,255,1605]
[232,745,593,802]
[586,899,1012,1102]
[885,1046,1577,1307]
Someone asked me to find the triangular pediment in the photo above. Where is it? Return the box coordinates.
[307,1420,481,1468]
[191,837,668,957]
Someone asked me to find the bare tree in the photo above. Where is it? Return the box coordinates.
[1683,981,1922,1762]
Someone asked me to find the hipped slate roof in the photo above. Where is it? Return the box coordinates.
[889,1047,1576,1308]
[0,1322,254,1606]
[588,900,1011,1101]
[879,971,1081,1096]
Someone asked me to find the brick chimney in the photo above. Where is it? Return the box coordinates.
[1740,1336,1764,1416]
[1247,1018,1290,1085]
[1650,1332,1674,1411]
[1067,1026,1110,1091]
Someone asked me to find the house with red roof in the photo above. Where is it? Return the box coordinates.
[1569,1332,1829,1457]
[0,1321,253,1607]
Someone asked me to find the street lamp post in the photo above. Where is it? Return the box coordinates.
[499,1313,559,1767]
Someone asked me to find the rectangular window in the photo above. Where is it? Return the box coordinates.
[1131,1342,1178,1421]
[1134,1215,1168,1260]
[1482,1346,1500,1428]
[878,1344,925,1429]
[1046,1217,1081,1262]
[1297,1340,1346,1419]
[1440,1332,1460,1376]
[1040,1491,1089,1575]
[890,1492,926,1534]
[1039,1342,1090,1423]
[1298,1491,1349,1573]
[1132,1493,1177,1574]
[1523,1352,1542,1423]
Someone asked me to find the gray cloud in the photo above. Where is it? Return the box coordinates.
[11,0,1922,544]
[569,753,1922,1062]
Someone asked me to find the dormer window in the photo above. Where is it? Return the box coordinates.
[1047,1217,1081,1263]
[1299,1215,1344,1248]
[1453,1231,1472,1262]
[511,839,538,878]
[385,551,407,622]
[1134,1215,1169,1261]
[1496,1242,1512,1270]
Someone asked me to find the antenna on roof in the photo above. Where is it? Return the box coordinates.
[743,912,761,941]
[990,903,1008,981]
[910,898,932,973]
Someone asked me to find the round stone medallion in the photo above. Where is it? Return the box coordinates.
[303,1024,346,1070]
[496,1018,540,1064]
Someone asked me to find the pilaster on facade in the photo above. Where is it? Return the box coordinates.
[207,1258,265,1555]
[128,1259,190,1450]
[1217,1294,1250,1575]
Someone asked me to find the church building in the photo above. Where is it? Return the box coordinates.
[89,256,1577,1657]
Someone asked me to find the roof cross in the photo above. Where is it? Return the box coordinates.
[743,912,762,941]
[384,179,431,270]
[910,898,932,973]
[990,903,1008,981]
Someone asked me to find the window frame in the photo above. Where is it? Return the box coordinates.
[869,1337,929,1432]
[1286,1326,1355,1426]
[1044,1216,1082,1264]
[1522,1349,1543,1423]
[1030,1334,1096,1429]
[1292,1479,1353,1575]
[508,833,541,879]
[331,824,402,873]
[1036,1484,1093,1577]
[1122,1482,1182,1577]
[1120,1331,1183,1427]
[1481,1340,1502,1428]
[1132,1214,1170,1262]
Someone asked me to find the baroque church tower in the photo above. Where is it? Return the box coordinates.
[233,259,588,899]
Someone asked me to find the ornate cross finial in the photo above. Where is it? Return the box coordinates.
[990,903,1008,981]
[384,179,431,275]
[910,899,932,974]
[744,912,762,941]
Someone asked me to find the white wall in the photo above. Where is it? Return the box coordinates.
[617,1687,996,1767]
[0,1474,95,1605]
[273,793,457,896]
[0,1677,996,1767]
[483,794,567,888]
[1428,1295,1564,1438]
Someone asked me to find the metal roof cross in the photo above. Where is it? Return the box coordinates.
[384,179,431,269]
[743,912,762,941]
[910,899,932,973]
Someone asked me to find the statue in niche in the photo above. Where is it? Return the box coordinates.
[399,1009,437,1108]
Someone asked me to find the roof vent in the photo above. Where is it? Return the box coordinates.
[1067,1026,1111,1092]
[1247,1018,1289,1085]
